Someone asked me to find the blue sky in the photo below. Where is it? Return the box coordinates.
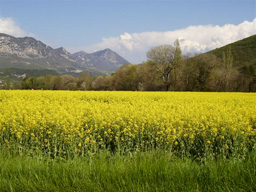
[0,0,256,63]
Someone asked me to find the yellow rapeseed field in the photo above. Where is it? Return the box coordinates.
[0,90,255,158]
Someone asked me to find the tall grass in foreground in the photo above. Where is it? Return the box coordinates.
[1,151,256,192]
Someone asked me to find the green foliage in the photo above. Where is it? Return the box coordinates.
[209,35,256,68]
[186,54,220,91]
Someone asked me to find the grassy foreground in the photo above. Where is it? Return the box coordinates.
[1,151,256,192]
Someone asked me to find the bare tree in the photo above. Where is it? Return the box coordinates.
[147,39,182,91]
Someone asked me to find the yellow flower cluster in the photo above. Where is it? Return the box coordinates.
[0,91,255,158]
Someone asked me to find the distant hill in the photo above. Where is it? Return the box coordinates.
[208,35,256,68]
[73,49,130,71]
[0,33,130,78]
[0,68,59,83]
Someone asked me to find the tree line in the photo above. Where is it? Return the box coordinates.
[3,40,256,92]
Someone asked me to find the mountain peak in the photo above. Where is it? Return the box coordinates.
[55,47,69,55]
[73,48,130,71]
[103,48,112,52]
[72,51,88,56]
[94,48,114,55]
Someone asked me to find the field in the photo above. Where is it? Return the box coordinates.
[1,91,256,191]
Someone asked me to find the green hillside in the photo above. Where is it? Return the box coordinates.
[208,35,256,68]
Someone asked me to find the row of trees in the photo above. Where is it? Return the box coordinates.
[4,40,256,92]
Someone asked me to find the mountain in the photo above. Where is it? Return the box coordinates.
[72,48,130,71]
[0,33,130,76]
[0,33,82,73]
[207,35,256,68]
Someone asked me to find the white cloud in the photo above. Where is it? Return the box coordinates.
[0,17,33,37]
[81,18,256,64]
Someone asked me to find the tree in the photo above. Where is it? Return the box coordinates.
[52,76,62,90]
[239,64,256,92]
[189,54,220,91]
[21,77,37,89]
[91,76,112,90]
[112,64,139,90]
[147,39,182,91]
[77,72,92,90]
[136,62,162,91]
[43,75,53,90]
[221,47,236,91]
[6,77,11,89]
[180,59,198,91]
[172,39,182,90]
[61,75,77,90]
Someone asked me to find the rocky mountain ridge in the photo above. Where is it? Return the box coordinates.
[0,33,130,73]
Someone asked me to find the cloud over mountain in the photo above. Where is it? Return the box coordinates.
[82,18,256,64]
[0,17,33,37]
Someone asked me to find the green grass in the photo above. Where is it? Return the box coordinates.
[1,151,256,192]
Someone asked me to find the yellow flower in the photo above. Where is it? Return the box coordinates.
[0,90,255,156]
